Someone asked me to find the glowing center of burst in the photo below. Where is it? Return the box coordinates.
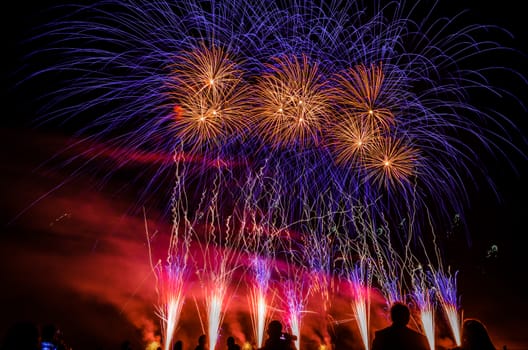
[298,117,304,123]
[384,160,391,166]
[299,100,303,105]
[278,108,283,113]
[212,110,217,115]
[369,109,374,115]
[357,141,363,146]
[209,78,215,85]
[200,116,206,122]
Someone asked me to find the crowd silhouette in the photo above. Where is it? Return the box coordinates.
[0,313,503,350]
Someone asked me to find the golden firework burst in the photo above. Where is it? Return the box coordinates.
[167,44,250,150]
[364,136,418,188]
[328,113,380,167]
[332,62,394,130]
[252,55,331,148]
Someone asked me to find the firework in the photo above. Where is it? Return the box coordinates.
[26,0,525,235]
[433,269,462,346]
[153,262,188,350]
[331,63,395,131]
[167,44,251,152]
[282,274,310,350]
[349,262,372,350]
[248,257,273,349]
[22,1,527,347]
[362,136,418,189]
[253,55,331,149]
[335,226,372,350]
[327,115,379,168]
[412,270,436,350]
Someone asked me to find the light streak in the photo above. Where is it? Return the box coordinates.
[433,270,462,346]
[412,271,436,350]
[248,257,272,348]
[348,263,371,350]
[338,227,372,350]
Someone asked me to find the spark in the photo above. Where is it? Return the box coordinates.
[253,55,331,148]
[248,257,272,348]
[364,136,418,189]
[433,270,462,346]
[412,272,436,350]
[348,263,371,350]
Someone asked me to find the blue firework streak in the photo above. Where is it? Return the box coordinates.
[25,0,525,235]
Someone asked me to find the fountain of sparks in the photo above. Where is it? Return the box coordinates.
[283,277,308,350]
[280,225,313,350]
[412,269,436,350]
[145,160,193,350]
[433,269,462,347]
[348,262,372,350]
[239,169,282,349]
[300,200,339,349]
[188,169,245,350]
[336,231,372,350]
[249,257,273,348]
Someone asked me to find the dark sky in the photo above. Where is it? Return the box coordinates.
[2,1,527,350]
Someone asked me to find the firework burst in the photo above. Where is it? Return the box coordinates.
[253,55,331,149]
[167,44,251,152]
[327,115,379,168]
[364,136,419,189]
[331,63,395,131]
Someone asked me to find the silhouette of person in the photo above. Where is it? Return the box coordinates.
[173,340,183,350]
[227,337,241,350]
[371,302,429,350]
[195,334,207,350]
[261,320,295,350]
[450,318,496,350]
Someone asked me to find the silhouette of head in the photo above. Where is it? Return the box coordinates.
[199,334,207,345]
[390,303,410,326]
[174,340,183,350]
[462,319,495,349]
[267,320,283,339]
[227,337,235,346]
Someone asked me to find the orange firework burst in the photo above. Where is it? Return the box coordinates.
[327,113,380,167]
[364,136,418,188]
[252,55,331,148]
[332,62,394,130]
[167,44,250,150]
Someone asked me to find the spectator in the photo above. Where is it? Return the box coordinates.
[371,302,428,350]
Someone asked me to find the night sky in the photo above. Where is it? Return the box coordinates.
[2,1,527,350]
